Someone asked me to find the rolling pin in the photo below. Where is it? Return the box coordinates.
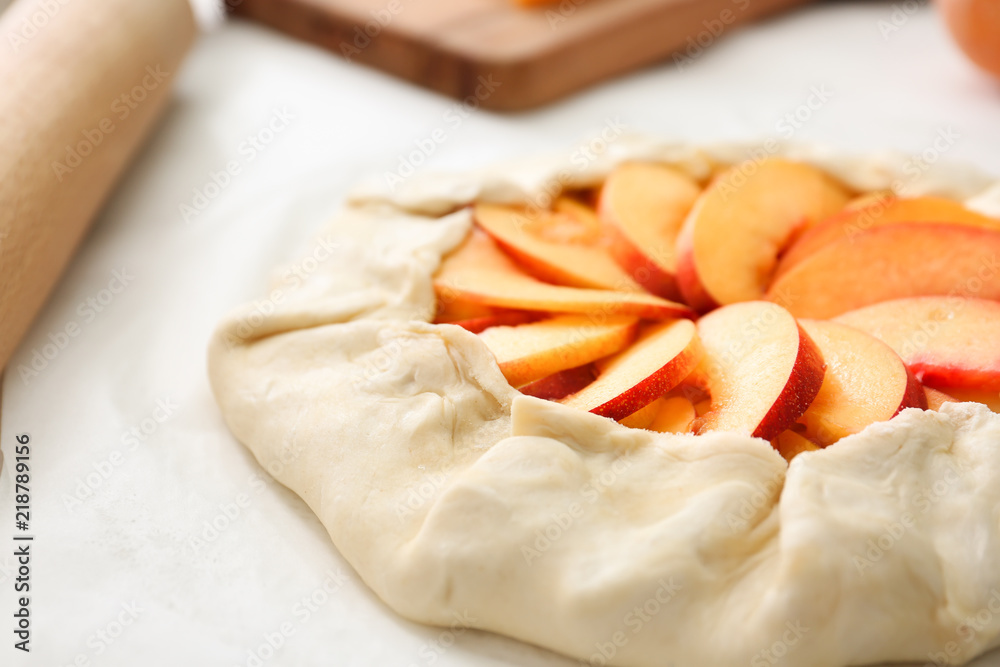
[0,0,197,373]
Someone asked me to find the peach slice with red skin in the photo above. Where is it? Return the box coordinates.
[474,203,643,291]
[676,158,849,311]
[449,311,539,334]
[694,301,826,440]
[833,297,1000,392]
[777,196,1000,278]
[767,223,1000,319]
[435,291,539,331]
[434,231,694,320]
[597,162,701,300]
[478,315,638,387]
[519,365,597,401]
[445,173,998,444]
[796,319,926,446]
[561,320,703,421]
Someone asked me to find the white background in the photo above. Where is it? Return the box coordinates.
[2,1,1000,665]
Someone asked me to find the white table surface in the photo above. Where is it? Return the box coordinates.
[3,1,1000,665]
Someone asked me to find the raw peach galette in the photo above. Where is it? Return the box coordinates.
[432,158,1000,460]
[210,145,1000,667]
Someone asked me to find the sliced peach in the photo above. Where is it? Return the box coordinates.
[666,380,710,406]
[767,223,1000,319]
[512,0,558,7]
[659,382,710,418]
[921,387,1000,413]
[597,162,701,300]
[620,398,665,429]
[694,301,826,440]
[553,196,602,236]
[435,295,496,322]
[448,311,539,334]
[434,231,695,320]
[517,202,599,245]
[920,385,999,412]
[773,430,821,462]
[676,158,849,311]
[833,297,1000,392]
[562,320,703,420]
[939,387,1000,412]
[842,190,894,212]
[519,365,597,401]
[478,315,638,387]
[648,396,697,434]
[777,196,1000,278]
[474,203,641,291]
[797,319,926,446]
[436,295,538,331]
[924,386,959,411]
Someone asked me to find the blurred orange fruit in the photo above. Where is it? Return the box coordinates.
[937,0,1000,78]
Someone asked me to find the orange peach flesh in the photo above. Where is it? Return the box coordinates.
[924,386,959,411]
[552,196,602,237]
[677,158,849,310]
[479,315,638,387]
[474,203,642,291]
[777,196,1000,279]
[939,387,1000,412]
[648,396,697,434]
[435,296,496,322]
[620,398,665,429]
[797,319,926,446]
[767,223,1000,319]
[773,430,821,462]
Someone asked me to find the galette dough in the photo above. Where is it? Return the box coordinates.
[208,139,1000,667]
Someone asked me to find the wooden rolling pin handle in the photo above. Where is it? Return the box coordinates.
[0,0,197,373]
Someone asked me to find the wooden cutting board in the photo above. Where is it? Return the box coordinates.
[231,0,814,111]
